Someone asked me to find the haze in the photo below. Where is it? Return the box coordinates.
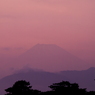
[0,0,95,77]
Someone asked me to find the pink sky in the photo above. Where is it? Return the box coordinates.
[0,0,95,71]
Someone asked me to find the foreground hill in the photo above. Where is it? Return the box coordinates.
[60,67,95,91]
[0,69,68,94]
[0,67,95,94]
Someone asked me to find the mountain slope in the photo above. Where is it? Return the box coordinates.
[60,67,95,91]
[10,44,87,72]
[0,69,68,94]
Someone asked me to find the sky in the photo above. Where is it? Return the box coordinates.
[0,0,95,74]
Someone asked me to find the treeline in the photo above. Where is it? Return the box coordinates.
[4,80,95,95]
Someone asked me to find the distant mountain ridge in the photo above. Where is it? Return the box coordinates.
[0,67,95,94]
[60,67,95,90]
[9,44,88,72]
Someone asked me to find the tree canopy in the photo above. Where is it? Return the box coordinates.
[4,80,95,95]
[5,80,32,95]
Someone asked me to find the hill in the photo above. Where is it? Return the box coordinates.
[0,67,95,94]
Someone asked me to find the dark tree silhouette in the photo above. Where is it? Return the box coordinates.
[49,81,86,95]
[49,81,71,91]
[4,80,88,95]
[87,91,95,95]
[5,80,32,95]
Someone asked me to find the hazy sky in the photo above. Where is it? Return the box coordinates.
[0,0,95,67]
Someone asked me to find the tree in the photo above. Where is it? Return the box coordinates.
[5,80,32,95]
[49,81,86,95]
[49,81,70,90]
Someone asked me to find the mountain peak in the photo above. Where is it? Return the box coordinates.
[35,43,57,46]
[32,44,62,50]
[25,44,68,56]
[11,44,88,72]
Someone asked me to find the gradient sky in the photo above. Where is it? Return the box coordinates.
[0,0,95,71]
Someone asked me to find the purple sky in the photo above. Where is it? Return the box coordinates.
[0,0,95,74]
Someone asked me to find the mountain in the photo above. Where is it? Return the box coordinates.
[9,44,87,72]
[0,69,68,94]
[0,67,95,94]
[60,67,95,91]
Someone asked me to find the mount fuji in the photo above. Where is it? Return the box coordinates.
[10,44,87,72]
